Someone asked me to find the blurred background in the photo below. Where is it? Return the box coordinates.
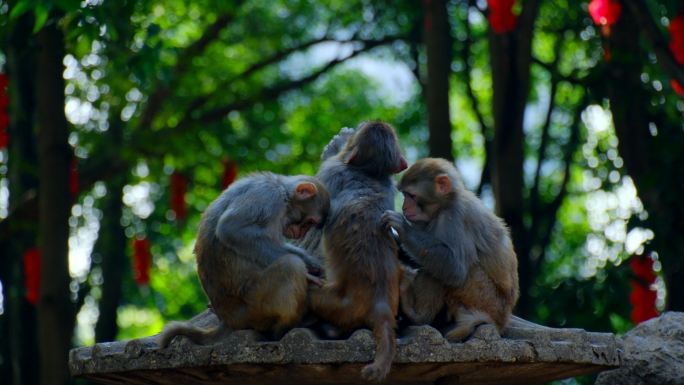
[1,0,683,384]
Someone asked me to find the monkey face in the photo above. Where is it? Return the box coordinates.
[401,188,436,223]
[284,217,320,239]
[283,179,329,239]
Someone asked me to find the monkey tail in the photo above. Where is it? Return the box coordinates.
[361,302,396,382]
[445,308,494,342]
[157,321,226,348]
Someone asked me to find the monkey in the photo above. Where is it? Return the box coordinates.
[306,121,407,382]
[381,158,519,341]
[158,172,330,347]
[295,126,356,258]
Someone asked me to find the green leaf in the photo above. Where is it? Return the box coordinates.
[9,0,33,20]
[33,4,50,34]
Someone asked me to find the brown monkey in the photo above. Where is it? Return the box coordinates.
[158,172,329,347]
[307,122,407,382]
[381,158,518,341]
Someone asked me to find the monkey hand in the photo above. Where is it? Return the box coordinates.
[382,210,408,240]
[306,273,325,287]
[297,252,325,278]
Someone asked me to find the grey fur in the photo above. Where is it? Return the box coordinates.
[384,173,515,290]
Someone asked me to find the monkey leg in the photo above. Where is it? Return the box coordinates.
[400,269,445,325]
[444,266,509,341]
[244,254,308,334]
[308,286,369,328]
[443,305,494,342]
[361,301,397,382]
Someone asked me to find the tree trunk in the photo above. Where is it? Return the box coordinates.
[423,0,453,160]
[607,8,684,312]
[36,18,74,385]
[1,12,40,385]
[488,1,540,318]
[94,120,127,342]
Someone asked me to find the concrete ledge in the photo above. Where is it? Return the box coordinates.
[69,311,622,384]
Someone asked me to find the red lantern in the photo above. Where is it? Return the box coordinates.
[488,0,517,34]
[132,238,152,285]
[23,248,41,305]
[670,15,684,64]
[221,159,238,189]
[0,73,8,149]
[629,254,658,324]
[170,172,187,221]
[588,0,622,27]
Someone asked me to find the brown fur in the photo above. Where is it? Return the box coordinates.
[158,173,329,347]
[307,122,406,382]
[383,158,519,341]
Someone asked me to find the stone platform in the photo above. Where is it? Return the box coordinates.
[69,311,622,384]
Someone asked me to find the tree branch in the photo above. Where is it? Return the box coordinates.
[181,34,334,118]
[464,0,492,194]
[173,35,403,131]
[529,37,563,221]
[623,0,684,87]
[138,4,244,129]
[532,95,586,273]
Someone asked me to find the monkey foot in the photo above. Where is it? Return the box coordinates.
[361,363,390,382]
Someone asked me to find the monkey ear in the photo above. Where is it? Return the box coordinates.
[295,182,318,200]
[342,147,359,165]
[434,174,452,195]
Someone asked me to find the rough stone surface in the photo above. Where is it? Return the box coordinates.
[596,312,684,385]
[69,311,622,385]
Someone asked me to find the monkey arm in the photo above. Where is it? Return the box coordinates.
[320,127,355,160]
[399,227,476,288]
[284,243,324,274]
[215,202,292,268]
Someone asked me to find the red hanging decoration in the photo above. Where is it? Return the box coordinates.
[70,155,79,197]
[669,15,684,63]
[672,79,684,97]
[132,238,152,286]
[23,248,41,305]
[588,0,622,27]
[221,159,238,189]
[0,73,9,149]
[629,254,658,324]
[588,0,621,38]
[669,15,684,97]
[170,172,187,221]
[423,0,433,30]
[488,0,517,34]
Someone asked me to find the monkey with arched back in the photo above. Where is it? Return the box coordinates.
[158,172,330,347]
[306,121,408,382]
[381,158,519,341]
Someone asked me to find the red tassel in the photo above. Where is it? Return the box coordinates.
[0,73,8,149]
[669,15,684,98]
[23,248,41,305]
[670,15,684,64]
[221,159,238,189]
[488,0,517,34]
[588,0,622,29]
[70,156,79,197]
[629,254,658,324]
[170,172,187,220]
[132,238,152,285]
[672,79,684,97]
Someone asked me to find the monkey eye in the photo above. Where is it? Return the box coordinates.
[403,191,416,200]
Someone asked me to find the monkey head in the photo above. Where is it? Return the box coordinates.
[398,158,464,223]
[284,177,330,239]
[340,121,407,177]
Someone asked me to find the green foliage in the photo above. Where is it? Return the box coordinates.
[8,0,678,343]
